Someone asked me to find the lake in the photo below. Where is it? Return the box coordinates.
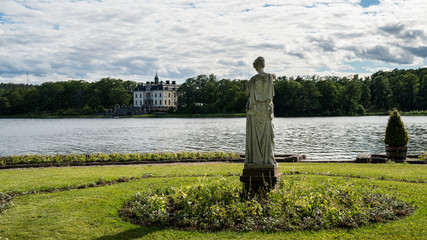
[0,116,426,160]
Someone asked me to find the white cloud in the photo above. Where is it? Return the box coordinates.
[0,0,426,84]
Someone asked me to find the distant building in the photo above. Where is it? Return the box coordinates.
[133,72,179,112]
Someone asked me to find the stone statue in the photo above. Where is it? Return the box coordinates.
[245,56,277,168]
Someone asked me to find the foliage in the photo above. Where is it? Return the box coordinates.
[176,68,427,117]
[384,108,410,146]
[0,151,240,168]
[0,78,135,116]
[120,177,415,232]
[1,68,427,117]
[0,192,13,214]
[418,152,427,162]
[177,75,247,114]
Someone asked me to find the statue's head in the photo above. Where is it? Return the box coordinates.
[253,56,265,70]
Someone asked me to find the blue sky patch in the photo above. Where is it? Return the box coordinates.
[346,60,423,74]
[360,0,380,8]
[0,13,7,24]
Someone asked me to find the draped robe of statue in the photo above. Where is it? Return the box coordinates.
[245,72,276,168]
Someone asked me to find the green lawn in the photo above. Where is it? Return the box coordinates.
[1,163,426,239]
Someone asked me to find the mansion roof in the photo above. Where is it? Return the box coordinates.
[134,82,179,92]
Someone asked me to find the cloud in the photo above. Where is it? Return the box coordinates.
[0,0,426,84]
[405,46,427,58]
[360,45,414,64]
[379,23,425,41]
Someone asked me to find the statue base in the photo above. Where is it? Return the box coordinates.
[240,164,282,196]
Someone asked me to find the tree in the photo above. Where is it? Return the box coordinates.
[384,108,409,146]
[0,96,11,115]
[390,73,419,111]
[176,75,246,114]
[372,76,392,111]
[38,82,64,114]
[340,81,363,115]
[316,80,339,115]
[177,77,199,113]
[300,80,320,115]
[23,88,41,114]
[4,89,25,114]
[417,75,427,109]
[274,77,303,117]
[109,88,131,106]
[360,78,371,109]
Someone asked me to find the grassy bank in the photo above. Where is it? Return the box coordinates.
[0,163,426,239]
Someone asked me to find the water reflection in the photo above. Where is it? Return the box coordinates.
[0,116,426,160]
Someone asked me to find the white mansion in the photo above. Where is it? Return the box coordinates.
[133,73,180,112]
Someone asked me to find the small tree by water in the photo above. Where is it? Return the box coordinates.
[384,108,409,146]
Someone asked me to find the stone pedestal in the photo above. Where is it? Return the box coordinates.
[240,164,282,196]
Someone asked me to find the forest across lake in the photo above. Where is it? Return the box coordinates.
[1,68,427,117]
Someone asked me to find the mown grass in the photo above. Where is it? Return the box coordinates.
[1,163,424,194]
[0,163,426,239]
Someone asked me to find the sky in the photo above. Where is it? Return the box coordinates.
[0,0,426,84]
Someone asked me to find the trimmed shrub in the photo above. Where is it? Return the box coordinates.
[0,151,240,168]
[384,108,409,146]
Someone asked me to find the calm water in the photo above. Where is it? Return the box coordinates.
[0,116,426,160]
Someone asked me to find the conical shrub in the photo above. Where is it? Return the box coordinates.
[384,108,409,146]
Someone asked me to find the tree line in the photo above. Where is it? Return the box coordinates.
[176,68,427,116]
[1,68,426,116]
[176,74,247,114]
[0,78,136,116]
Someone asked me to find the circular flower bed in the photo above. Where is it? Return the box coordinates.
[120,177,415,232]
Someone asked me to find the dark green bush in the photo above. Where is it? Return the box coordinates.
[96,105,106,113]
[120,177,415,232]
[384,108,409,146]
